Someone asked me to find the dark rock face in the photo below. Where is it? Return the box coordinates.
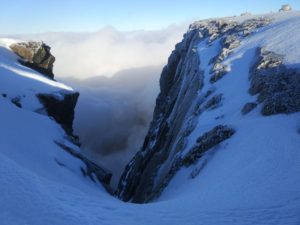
[116,28,203,203]
[37,92,79,135]
[249,48,300,115]
[10,42,55,79]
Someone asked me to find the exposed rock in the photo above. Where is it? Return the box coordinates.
[189,17,271,43]
[236,18,272,37]
[55,142,112,193]
[279,4,292,12]
[241,102,257,115]
[37,91,79,135]
[189,19,238,43]
[116,27,203,203]
[11,96,22,108]
[116,17,273,204]
[208,18,271,83]
[208,33,238,83]
[249,48,300,115]
[205,94,223,110]
[182,125,235,166]
[151,125,235,200]
[10,42,55,79]
[210,65,228,83]
[223,35,241,50]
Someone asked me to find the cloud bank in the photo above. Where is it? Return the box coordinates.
[16,24,187,188]
[19,24,187,79]
[69,66,161,187]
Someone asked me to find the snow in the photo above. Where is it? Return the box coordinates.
[161,10,300,222]
[0,38,73,111]
[1,12,300,225]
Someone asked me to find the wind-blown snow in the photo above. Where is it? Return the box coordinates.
[1,11,300,225]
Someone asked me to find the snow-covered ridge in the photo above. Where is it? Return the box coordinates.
[0,38,113,222]
[116,10,300,207]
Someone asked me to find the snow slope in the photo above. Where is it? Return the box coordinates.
[1,11,300,225]
[160,10,300,214]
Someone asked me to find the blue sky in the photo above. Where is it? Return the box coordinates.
[1,0,299,34]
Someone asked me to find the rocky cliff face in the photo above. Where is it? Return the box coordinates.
[116,15,300,203]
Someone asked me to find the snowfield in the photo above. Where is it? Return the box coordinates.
[0,11,300,225]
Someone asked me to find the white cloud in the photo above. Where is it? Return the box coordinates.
[15,24,187,188]
[19,24,187,79]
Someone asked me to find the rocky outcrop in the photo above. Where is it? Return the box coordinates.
[210,35,240,83]
[249,48,300,115]
[116,17,274,204]
[182,125,235,166]
[37,91,79,135]
[207,18,271,83]
[116,27,203,203]
[10,42,55,79]
[241,102,257,115]
[204,94,223,110]
[7,40,113,192]
[55,142,112,193]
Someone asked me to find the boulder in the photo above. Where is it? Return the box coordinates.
[10,41,55,79]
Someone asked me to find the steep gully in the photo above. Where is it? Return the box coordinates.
[11,15,300,203]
